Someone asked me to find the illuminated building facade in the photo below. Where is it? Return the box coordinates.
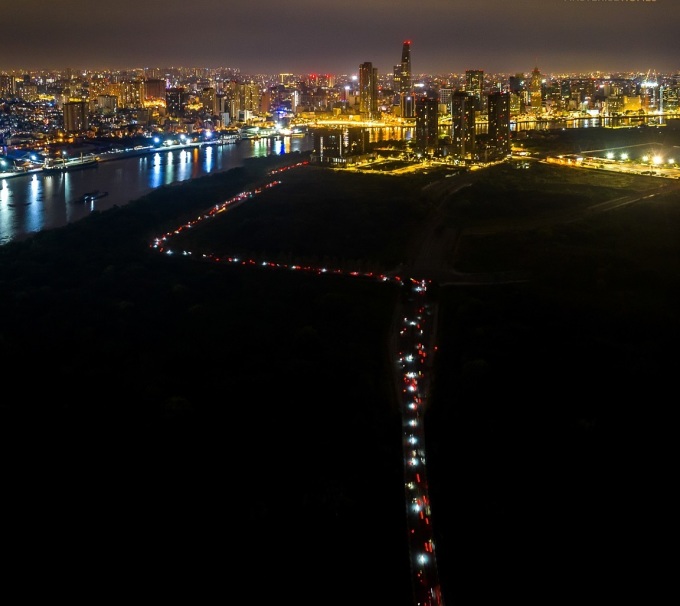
[487,91,511,156]
[63,100,89,133]
[450,91,475,159]
[165,87,186,118]
[529,66,543,114]
[359,62,378,120]
[120,79,145,109]
[201,87,218,115]
[415,91,439,155]
[144,78,166,100]
[438,88,453,113]
[310,127,370,166]
[399,40,414,118]
[0,74,14,97]
[465,69,484,111]
[96,94,118,116]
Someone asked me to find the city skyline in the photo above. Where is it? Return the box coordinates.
[2,0,678,77]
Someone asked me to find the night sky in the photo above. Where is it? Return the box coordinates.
[2,0,678,76]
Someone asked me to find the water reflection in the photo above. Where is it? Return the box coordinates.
[367,127,414,143]
[150,153,163,189]
[1,135,314,245]
[204,145,214,173]
[1,180,10,206]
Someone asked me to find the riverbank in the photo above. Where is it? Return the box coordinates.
[0,137,243,181]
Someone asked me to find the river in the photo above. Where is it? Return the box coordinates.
[2,114,668,246]
[0,135,314,246]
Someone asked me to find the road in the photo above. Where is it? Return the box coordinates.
[393,278,445,606]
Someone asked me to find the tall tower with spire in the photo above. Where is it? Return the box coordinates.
[400,40,412,94]
[399,40,414,118]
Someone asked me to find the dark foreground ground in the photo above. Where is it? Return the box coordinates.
[1,135,678,603]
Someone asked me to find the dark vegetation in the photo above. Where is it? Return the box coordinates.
[426,152,680,603]
[2,128,678,602]
[0,154,416,603]
[168,164,437,272]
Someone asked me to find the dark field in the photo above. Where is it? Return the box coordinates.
[1,133,677,603]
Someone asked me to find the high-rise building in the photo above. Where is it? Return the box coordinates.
[120,79,145,109]
[487,91,511,157]
[96,94,118,116]
[63,100,89,133]
[240,82,261,113]
[465,69,484,112]
[144,78,166,100]
[165,87,186,118]
[399,40,414,118]
[311,127,369,166]
[438,88,454,112]
[201,87,218,115]
[400,40,412,94]
[529,66,543,115]
[359,62,378,120]
[415,90,439,154]
[0,75,15,98]
[393,65,401,94]
[450,91,476,159]
[509,73,525,95]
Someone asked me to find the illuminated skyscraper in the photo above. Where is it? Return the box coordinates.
[399,40,414,118]
[201,87,218,115]
[120,79,145,109]
[438,88,454,111]
[465,69,484,111]
[393,65,401,94]
[165,87,186,118]
[529,66,543,115]
[487,91,511,157]
[0,74,14,97]
[63,100,89,133]
[415,90,439,154]
[450,91,476,159]
[359,62,378,120]
[400,40,412,94]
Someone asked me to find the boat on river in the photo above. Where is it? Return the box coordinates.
[73,190,108,203]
